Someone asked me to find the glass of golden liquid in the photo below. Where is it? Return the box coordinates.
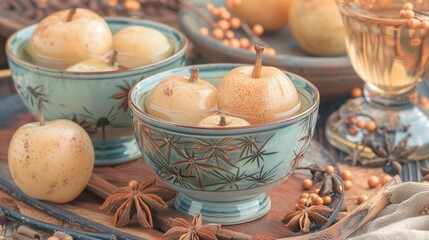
[326,0,429,165]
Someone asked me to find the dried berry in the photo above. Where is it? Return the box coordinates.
[351,88,362,98]
[302,179,313,190]
[367,176,380,188]
[341,170,352,181]
[325,165,335,174]
[252,24,264,36]
[357,194,368,205]
[344,180,352,191]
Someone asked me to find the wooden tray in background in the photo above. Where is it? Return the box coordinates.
[180,0,363,98]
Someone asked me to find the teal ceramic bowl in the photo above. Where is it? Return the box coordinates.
[6,18,188,165]
[129,64,320,224]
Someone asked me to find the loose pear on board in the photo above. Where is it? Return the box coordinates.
[8,98,94,203]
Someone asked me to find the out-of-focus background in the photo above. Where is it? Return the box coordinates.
[0,0,188,100]
[0,0,185,70]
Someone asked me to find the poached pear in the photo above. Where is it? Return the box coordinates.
[217,45,300,124]
[113,26,173,69]
[145,68,218,126]
[66,51,119,72]
[197,113,251,128]
[28,8,113,70]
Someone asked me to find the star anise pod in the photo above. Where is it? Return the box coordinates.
[364,130,417,174]
[319,173,344,196]
[100,179,175,228]
[344,134,371,166]
[296,164,325,183]
[164,214,220,240]
[282,202,333,233]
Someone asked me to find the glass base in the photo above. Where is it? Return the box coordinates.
[174,193,271,225]
[326,97,429,161]
[92,136,141,165]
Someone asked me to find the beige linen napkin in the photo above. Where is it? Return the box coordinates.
[350,182,429,240]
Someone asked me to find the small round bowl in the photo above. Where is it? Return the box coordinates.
[129,64,320,224]
[6,18,188,165]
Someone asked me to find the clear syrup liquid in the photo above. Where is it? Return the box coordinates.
[339,0,429,95]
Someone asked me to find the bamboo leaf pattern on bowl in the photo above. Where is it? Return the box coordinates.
[111,80,137,113]
[238,134,278,167]
[246,162,283,189]
[194,138,238,168]
[172,147,231,189]
[15,74,47,108]
[134,119,315,191]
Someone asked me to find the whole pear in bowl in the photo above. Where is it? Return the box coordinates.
[28,8,113,69]
[217,45,300,124]
[197,114,251,128]
[145,68,218,126]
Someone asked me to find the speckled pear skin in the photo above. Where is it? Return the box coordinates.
[144,74,218,126]
[217,66,299,124]
[8,119,94,203]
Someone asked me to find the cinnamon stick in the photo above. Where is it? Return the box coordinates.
[86,174,118,200]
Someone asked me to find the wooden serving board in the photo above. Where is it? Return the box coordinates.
[0,112,342,240]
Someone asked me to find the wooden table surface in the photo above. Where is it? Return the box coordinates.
[0,91,391,240]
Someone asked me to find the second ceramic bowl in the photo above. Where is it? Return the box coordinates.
[6,18,188,165]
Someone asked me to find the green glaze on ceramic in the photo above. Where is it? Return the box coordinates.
[129,64,320,224]
[6,18,188,165]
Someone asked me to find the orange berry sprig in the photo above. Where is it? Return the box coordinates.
[399,2,429,29]
[205,3,275,55]
[182,0,277,55]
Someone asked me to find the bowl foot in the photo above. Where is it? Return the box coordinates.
[174,192,271,225]
[93,136,141,165]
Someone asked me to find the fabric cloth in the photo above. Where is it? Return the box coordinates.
[350,182,429,240]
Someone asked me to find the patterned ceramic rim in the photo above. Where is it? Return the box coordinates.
[129,64,320,135]
[5,17,188,76]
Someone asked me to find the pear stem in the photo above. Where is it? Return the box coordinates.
[38,96,45,126]
[110,50,118,66]
[66,8,77,22]
[188,68,199,84]
[219,114,227,127]
[251,44,264,79]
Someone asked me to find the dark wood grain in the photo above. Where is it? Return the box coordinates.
[0,112,341,240]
